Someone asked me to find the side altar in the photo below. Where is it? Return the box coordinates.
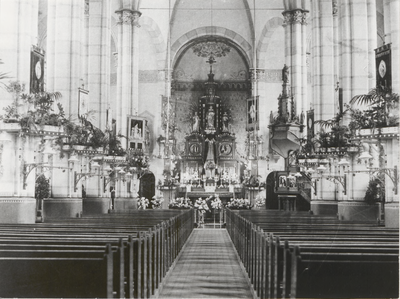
[179,68,241,198]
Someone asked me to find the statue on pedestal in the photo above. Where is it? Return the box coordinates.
[282,64,290,83]
[192,112,200,132]
[222,112,230,133]
[206,106,215,130]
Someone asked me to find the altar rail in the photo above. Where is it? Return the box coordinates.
[0,209,194,298]
[226,209,399,299]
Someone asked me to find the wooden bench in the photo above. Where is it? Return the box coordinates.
[226,209,399,299]
[0,209,194,298]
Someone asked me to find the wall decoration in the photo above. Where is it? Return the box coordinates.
[375,43,391,91]
[247,96,259,130]
[78,88,89,117]
[30,45,45,93]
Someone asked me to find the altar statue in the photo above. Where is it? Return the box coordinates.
[282,64,289,83]
[192,112,200,132]
[206,106,215,129]
[222,112,229,132]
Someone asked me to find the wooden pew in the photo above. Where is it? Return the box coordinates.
[0,209,194,298]
[225,209,399,299]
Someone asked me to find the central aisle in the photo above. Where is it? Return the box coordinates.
[158,229,254,299]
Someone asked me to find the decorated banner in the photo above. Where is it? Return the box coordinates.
[78,88,89,117]
[375,43,391,91]
[30,45,45,93]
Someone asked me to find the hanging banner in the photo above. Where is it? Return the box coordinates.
[375,43,391,91]
[30,45,45,93]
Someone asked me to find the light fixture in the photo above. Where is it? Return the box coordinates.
[294,172,302,178]
[68,155,79,163]
[338,157,349,166]
[118,169,126,175]
[307,167,315,173]
[103,165,112,172]
[317,164,326,172]
[359,151,373,160]
[91,161,100,168]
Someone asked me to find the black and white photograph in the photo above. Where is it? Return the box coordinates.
[0,0,398,298]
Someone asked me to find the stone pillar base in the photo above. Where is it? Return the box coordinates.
[337,201,380,222]
[385,202,399,228]
[0,197,36,224]
[310,200,338,216]
[43,198,82,220]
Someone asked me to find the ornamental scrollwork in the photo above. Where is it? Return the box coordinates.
[118,10,141,27]
[192,41,231,58]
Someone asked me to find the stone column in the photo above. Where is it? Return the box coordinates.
[0,0,38,89]
[367,0,377,89]
[384,0,399,92]
[282,9,309,119]
[47,0,84,116]
[115,8,141,146]
[88,0,111,129]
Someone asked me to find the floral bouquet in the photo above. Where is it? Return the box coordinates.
[194,197,209,214]
[151,195,164,209]
[210,195,222,210]
[254,193,266,209]
[169,197,193,209]
[137,197,149,210]
[225,198,252,210]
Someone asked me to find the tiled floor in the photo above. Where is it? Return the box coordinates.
[158,229,254,299]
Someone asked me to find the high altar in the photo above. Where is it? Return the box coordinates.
[179,69,240,196]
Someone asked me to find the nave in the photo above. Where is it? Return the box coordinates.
[0,208,398,299]
[158,229,254,299]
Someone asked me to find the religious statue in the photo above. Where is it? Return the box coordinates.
[222,112,229,132]
[282,64,289,83]
[192,112,200,132]
[249,103,256,123]
[206,106,215,129]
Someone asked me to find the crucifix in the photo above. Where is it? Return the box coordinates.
[206,55,216,74]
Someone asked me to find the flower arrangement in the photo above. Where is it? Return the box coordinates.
[254,193,266,209]
[209,195,222,210]
[194,197,210,214]
[137,197,149,210]
[169,197,193,209]
[151,194,164,209]
[226,198,252,210]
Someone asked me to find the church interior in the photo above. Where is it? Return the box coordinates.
[0,0,399,298]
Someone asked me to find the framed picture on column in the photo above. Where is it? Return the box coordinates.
[30,45,45,93]
[78,88,89,117]
[246,96,259,131]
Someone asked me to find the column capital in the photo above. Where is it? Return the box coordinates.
[249,68,265,82]
[116,9,142,27]
[282,9,308,26]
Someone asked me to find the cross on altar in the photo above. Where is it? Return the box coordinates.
[206,55,216,73]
